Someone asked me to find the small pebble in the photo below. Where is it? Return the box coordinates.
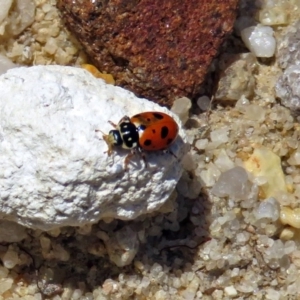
[224,285,238,297]
[241,24,276,57]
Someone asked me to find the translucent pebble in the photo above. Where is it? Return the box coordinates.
[81,293,94,300]
[0,266,8,279]
[0,54,18,76]
[214,149,235,172]
[171,97,192,125]
[102,279,118,295]
[253,197,280,222]
[291,250,300,268]
[243,104,266,122]
[211,289,224,299]
[287,150,300,165]
[0,0,12,24]
[284,240,296,255]
[172,277,181,289]
[140,277,150,288]
[0,278,13,294]
[224,285,238,297]
[71,289,83,300]
[42,3,52,13]
[44,37,58,55]
[197,163,221,187]
[181,153,197,171]
[241,25,276,57]
[181,277,199,300]
[265,288,281,300]
[236,281,254,293]
[197,96,211,111]
[210,128,229,144]
[9,0,36,36]
[211,166,251,200]
[236,232,250,244]
[154,290,168,300]
[195,139,209,150]
[259,7,289,26]
[105,226,139,267]
[231,268,239,278]
[235,95,250,108]
[276,191,295,206]
[265,239,285,260]
[2,248,19,269]
[150,263,163,276]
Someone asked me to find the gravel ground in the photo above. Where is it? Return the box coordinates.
[0,0,300,299]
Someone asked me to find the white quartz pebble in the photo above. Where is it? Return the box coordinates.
[241,24,276,58]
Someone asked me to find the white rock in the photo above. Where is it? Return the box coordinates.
[0,65,187,230]
[241,24,276,58]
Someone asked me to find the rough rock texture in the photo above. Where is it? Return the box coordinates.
[276,65,300,114]
[0,65,187,230]
[276,22,300,114]
[57,0,239,106]
[215,53,257,101]
[277,21,300,70]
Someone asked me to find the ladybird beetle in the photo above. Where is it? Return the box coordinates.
[101,111,179,169]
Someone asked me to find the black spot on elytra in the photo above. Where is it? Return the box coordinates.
[152,129,156,134]
[161,126,169,139]
[153,113,164,120]
[144,139,152,146]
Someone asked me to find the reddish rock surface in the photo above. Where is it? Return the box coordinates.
[57,0,239,106]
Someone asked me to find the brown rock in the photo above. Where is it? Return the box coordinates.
[57,0,239,106]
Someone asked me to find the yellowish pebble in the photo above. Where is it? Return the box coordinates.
[244,147,287,198]
[280,207,300,229]
[280,226,297,240]
[81,64,115,85]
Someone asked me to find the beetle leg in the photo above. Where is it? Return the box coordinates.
[137,147,147,168]
[108,120,118,128]
[124,150,135,170]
